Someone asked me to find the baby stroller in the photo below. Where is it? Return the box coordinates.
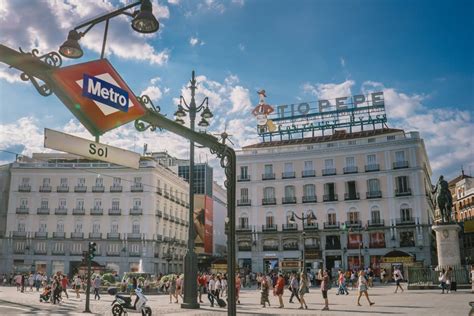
[40,286,51,303]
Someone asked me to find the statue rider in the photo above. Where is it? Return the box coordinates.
[431,175,453,223]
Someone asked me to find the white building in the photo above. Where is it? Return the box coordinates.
[0,153,190,276]
[213,181,227,257]
[235,128,434,275]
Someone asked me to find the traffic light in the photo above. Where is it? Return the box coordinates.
[88,242,97,260]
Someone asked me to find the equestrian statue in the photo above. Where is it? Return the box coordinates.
[431,175,453,224]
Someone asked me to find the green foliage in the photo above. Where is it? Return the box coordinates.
[101,273,116,284]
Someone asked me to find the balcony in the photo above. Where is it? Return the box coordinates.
[169,195,175,202]
[396,217,416,226]
[344,192,360,200]
[127,233,142,240]
[36,207,50,215]
[365,164,380,172]
[35,249,47,255]
[236,225,252,232]
[282,171,296,179]
[107,232,121,240]
[110,185,123,193]
[12,231,27,238]
[237,175,250,182]
[263,245,279,251]
[157,187,162,195]
[283,244,299,251]
[156,210,163,217]
[39,185,52,193]
[303,223,318,230]
[302,170,316,178]
[262,224,278,232]
[302,195,317,203]
[131,184,143,192]
[57,185,69,192]
[90,208,103,215]
[393,161,409,169]
[395,188,412,197]
[130,208,143,215]
[282,196,296,204]
[237,199,251,206]
[369,242,386,248]
[368,219,385,227]
[89,232,102,240]
[282,223,298,231]
[52,249,65,255]
[343,166,358,174]
[345,220,362,228]
[129,251,141,257]
[107,251,120,257]
[304,243,320,250]
[55,208,67,215]
[35,232,48,239]
[322,168,336,176]
[323,194,338,202]
[262,198,276,205]
[156,234,162,241]
[53,232,65,239]
[92,185,105,193]
[366,191,382,199]
[238,245,251,251]
[72,208,85,215]
[108,208,121,216]
[74,185,87,193]
[163,191,170,199]
[16,207,29,214]
[71,232,84,239]
[163,213,169,220]
[323,221,340,229]
[262,173,275,180]
[18,184,31,192]
[169,216,175,223]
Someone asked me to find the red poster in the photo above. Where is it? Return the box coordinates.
[347,233,362,249]
[193,195,213,255]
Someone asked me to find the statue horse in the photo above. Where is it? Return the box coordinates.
[432,175,453,224]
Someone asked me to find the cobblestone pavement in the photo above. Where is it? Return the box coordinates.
[0,285,472,315]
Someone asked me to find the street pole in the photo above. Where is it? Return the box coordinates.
[302,213,305,272]
[84,252,92,313]
[358,242,362,270]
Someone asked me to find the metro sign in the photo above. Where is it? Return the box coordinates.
[51,59,146,136]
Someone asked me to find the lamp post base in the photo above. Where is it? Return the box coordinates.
[180,302,201,309]
[181,250,199,309]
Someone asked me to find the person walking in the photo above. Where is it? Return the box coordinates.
[357,270,375,306]
[260,275,270,308]
[235,273,242,304]
[207,274,216,307]
[439,268,447,294]
[321,269,330,311]
[221,274,227,298]
[28,273,34,291]
[337,270,349,295]
[74,275,82,298]
[367,268,374,287]
[168,275,177,303]
[350,270,357,289]
[445,267,453,293]
[61,275,69,299]
[393,267,404,293]
[35,273,42,291]
[197,273,206,303]
[288,273,300,304]
[93,276,101,300]
[274,273,285,308]
[298,272,309,310]
[380,268,387,284]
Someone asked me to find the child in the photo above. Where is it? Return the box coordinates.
[40,286,51,303]
[260,275,270,307]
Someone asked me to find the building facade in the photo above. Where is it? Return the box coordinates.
[235,128,434,275]
[0,153,190,276]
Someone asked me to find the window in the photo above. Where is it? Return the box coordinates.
[324,159,334,168]
[400,206,412,221]
[240,188,249,200]
[263,187,275,199]
[42,178,50,186]
[348,140,356,145]
[240,166,248,178]
[132,222,140,234]
[396,176,410,192]
[111,221,119,233]
[324,183,336,196]
[264,164,273,175]
[395,151,405,162]
[387,135,396,140]
[328,213,336,225]
[56,221,64,233]
[239,215,249,228]
[74,222,83,233]
[368,138,376,143]
[20,198,28,208]
[92,222,100,233]
[346,181,357,197]
[59,199,66,208]
[133,199,141,208]
[77,178,85,186]
[266,214,274,227]
[40,199,48,209]
[371,207,381,223]
[21,177,30,185]
[284,185,295,198]
[113,177,121,186]
[346,157,355,167]
[134,177,142,184]
[95,177,103,186]
[76,199,84,209]
[367,179,380,192]
[60,178,67,186]
[347,211,359,223]
[94,199,102,208]
[284,162,293,173]
[367,154,377,165]
[304,161,313,171]
[303,184,315,197]
[17,221,26,232]
[39,222,47,232]
[112,199,120,210]
[130,244,140,254]
[400,231,415,247]
[53,242,63,253]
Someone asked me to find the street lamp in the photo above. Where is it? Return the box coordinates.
[59,0,159,59]
[174,70,213,309]
[289,211,316,271]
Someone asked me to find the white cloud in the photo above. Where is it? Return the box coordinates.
[140,77,169,102]
[189,37,204,47]
[0,67,27,84]
[168,0,181,5]
[303,80,355,100]
[229,86,251,114]
[340,57,346,67]
[238,43,245,51]
[232,0,245,6]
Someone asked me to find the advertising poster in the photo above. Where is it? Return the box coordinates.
[193,195,213,255]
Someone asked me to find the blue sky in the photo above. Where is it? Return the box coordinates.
[0,0,473,182]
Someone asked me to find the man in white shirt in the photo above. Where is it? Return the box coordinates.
[207,274,216,307]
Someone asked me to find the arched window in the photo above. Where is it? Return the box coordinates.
[347,207,359,224]
[238,213,249,229]
[92,221,100,233]
[265,212,274,228]
[400,203,412,222]
[132,221,140,234]
[111,220,119,233]
[370,206,381,224]
[326,209,337,227]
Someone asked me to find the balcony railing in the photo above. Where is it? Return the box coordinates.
[237,175,250,181]
[127,233,142,240]
[110,185,123,192]
[282,171,295,179]
[396,217,416,225]
[393,161,409,169]
[282,223,298,231]
[238,246,252,251]
[395,188,412,196]
[263,245,279,251]
[365,164,380,172]
[90,208,103,215]
[108,208,121,216]
[57,185,69,192]
[53,232,65,239]
[302,170,316,178]
[130,208,143,215]
[16,207,29,214]
[34,249,47,255]
[156,210,163,217]
[74,185,87,193]
[12,231,27,238]
[343,166,358,174]
[237,199,251,206]
[262,224,278,232]
[303,223,318,230]
[236,225,252,232]
[89,232,102,239]
[131,184,143,192]
[107,232,121,240]
[366,191,382,199]
[72,208,85,215]
[302,195,317,203]
[368,219,385,227]
[52,249,65,255]
[92,185,105,193]
[55,208,67,215]
[323,194,338,202]
[262,198,276,205]
[344,192,360,200]
[345,220,362,228]
[283,244,299,251]
[157,187,162,195]
[163,213,169,220]
[129,251,141,257]
[169,216,175,222]
[71,232,84,239]
[322,168,336,176]
[37,208,50,215]
[400,240,416,247]
[107,251,120,256]
[39,185,52,192]
[156,234,162,241]
[282,196,296,204]
[369,242,386,248]
[262,173,275,180]
[18,184,31,192]
[323,221,340,229]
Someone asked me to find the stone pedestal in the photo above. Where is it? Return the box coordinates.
[432,224,461,268]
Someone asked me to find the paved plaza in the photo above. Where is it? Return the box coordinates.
[0,284,472,316]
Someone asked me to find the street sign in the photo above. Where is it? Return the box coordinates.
[50,59,147,136]
[44,128,140,169]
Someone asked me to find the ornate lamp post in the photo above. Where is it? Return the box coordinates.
[289,211,316,272]
[174,70,213,309]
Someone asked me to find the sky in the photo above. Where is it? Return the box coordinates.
[0,0,473,184]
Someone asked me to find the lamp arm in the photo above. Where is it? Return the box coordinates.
[73,1,141,31]
[197,97,209,112]
[292,211,304,221]
[180,96,190,111]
